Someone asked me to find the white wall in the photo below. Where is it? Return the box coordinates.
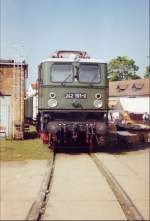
[33,95,38,120]
[27,85,36,97]
[0,96,12,137]
[110,96,149,113]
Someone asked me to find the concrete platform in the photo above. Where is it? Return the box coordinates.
[43,154,126,220]
[95,148,149,220]
[1,148,149,220]
[0,160,48,220]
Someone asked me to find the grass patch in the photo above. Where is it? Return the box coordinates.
[0,139,50,161]
[0,127,50,161]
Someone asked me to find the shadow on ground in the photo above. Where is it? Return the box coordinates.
[99,142,150,155]
[54,142,150,155]
[24,131,38,140]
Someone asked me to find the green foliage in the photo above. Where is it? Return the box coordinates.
[108,56,140,81]
[144,65,150,78]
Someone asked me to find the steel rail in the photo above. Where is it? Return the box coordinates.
[90,153,145,221]
[26,149,55,221]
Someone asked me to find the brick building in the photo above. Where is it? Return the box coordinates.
[0,59,28,139]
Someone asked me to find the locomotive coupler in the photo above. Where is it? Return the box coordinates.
[86,124,89,143]
[63,123,67,143]
[72,124,78,140]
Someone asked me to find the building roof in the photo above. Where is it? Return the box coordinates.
[109,78,150,97]
[0,58,28,67]
[0,59,15,63]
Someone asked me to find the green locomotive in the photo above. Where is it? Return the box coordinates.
[37,50,108,149]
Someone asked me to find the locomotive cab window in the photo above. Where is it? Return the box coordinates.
[51,63,73,82]
[78,64,100,83]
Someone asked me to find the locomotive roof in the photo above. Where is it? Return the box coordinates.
[40,57,106,64]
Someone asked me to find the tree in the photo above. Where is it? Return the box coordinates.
[108,56,140,81]
[144,65,150,78]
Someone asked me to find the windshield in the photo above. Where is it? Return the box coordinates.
[51,63,73,82]
[79,64,100,83]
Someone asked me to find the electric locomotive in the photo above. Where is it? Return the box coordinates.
[37,50,108,149]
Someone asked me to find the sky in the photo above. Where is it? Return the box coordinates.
[0,0,149,85]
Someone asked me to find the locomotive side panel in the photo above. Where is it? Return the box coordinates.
[25,96,33,122]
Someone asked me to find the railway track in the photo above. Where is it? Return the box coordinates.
[27,149,145,221]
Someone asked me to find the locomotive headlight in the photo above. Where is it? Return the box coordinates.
[49,92,56,98]
[94,100,103,108]
[48,99,57,107]
[95,93,101,100]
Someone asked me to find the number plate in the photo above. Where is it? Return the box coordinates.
[65,93,87,99]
